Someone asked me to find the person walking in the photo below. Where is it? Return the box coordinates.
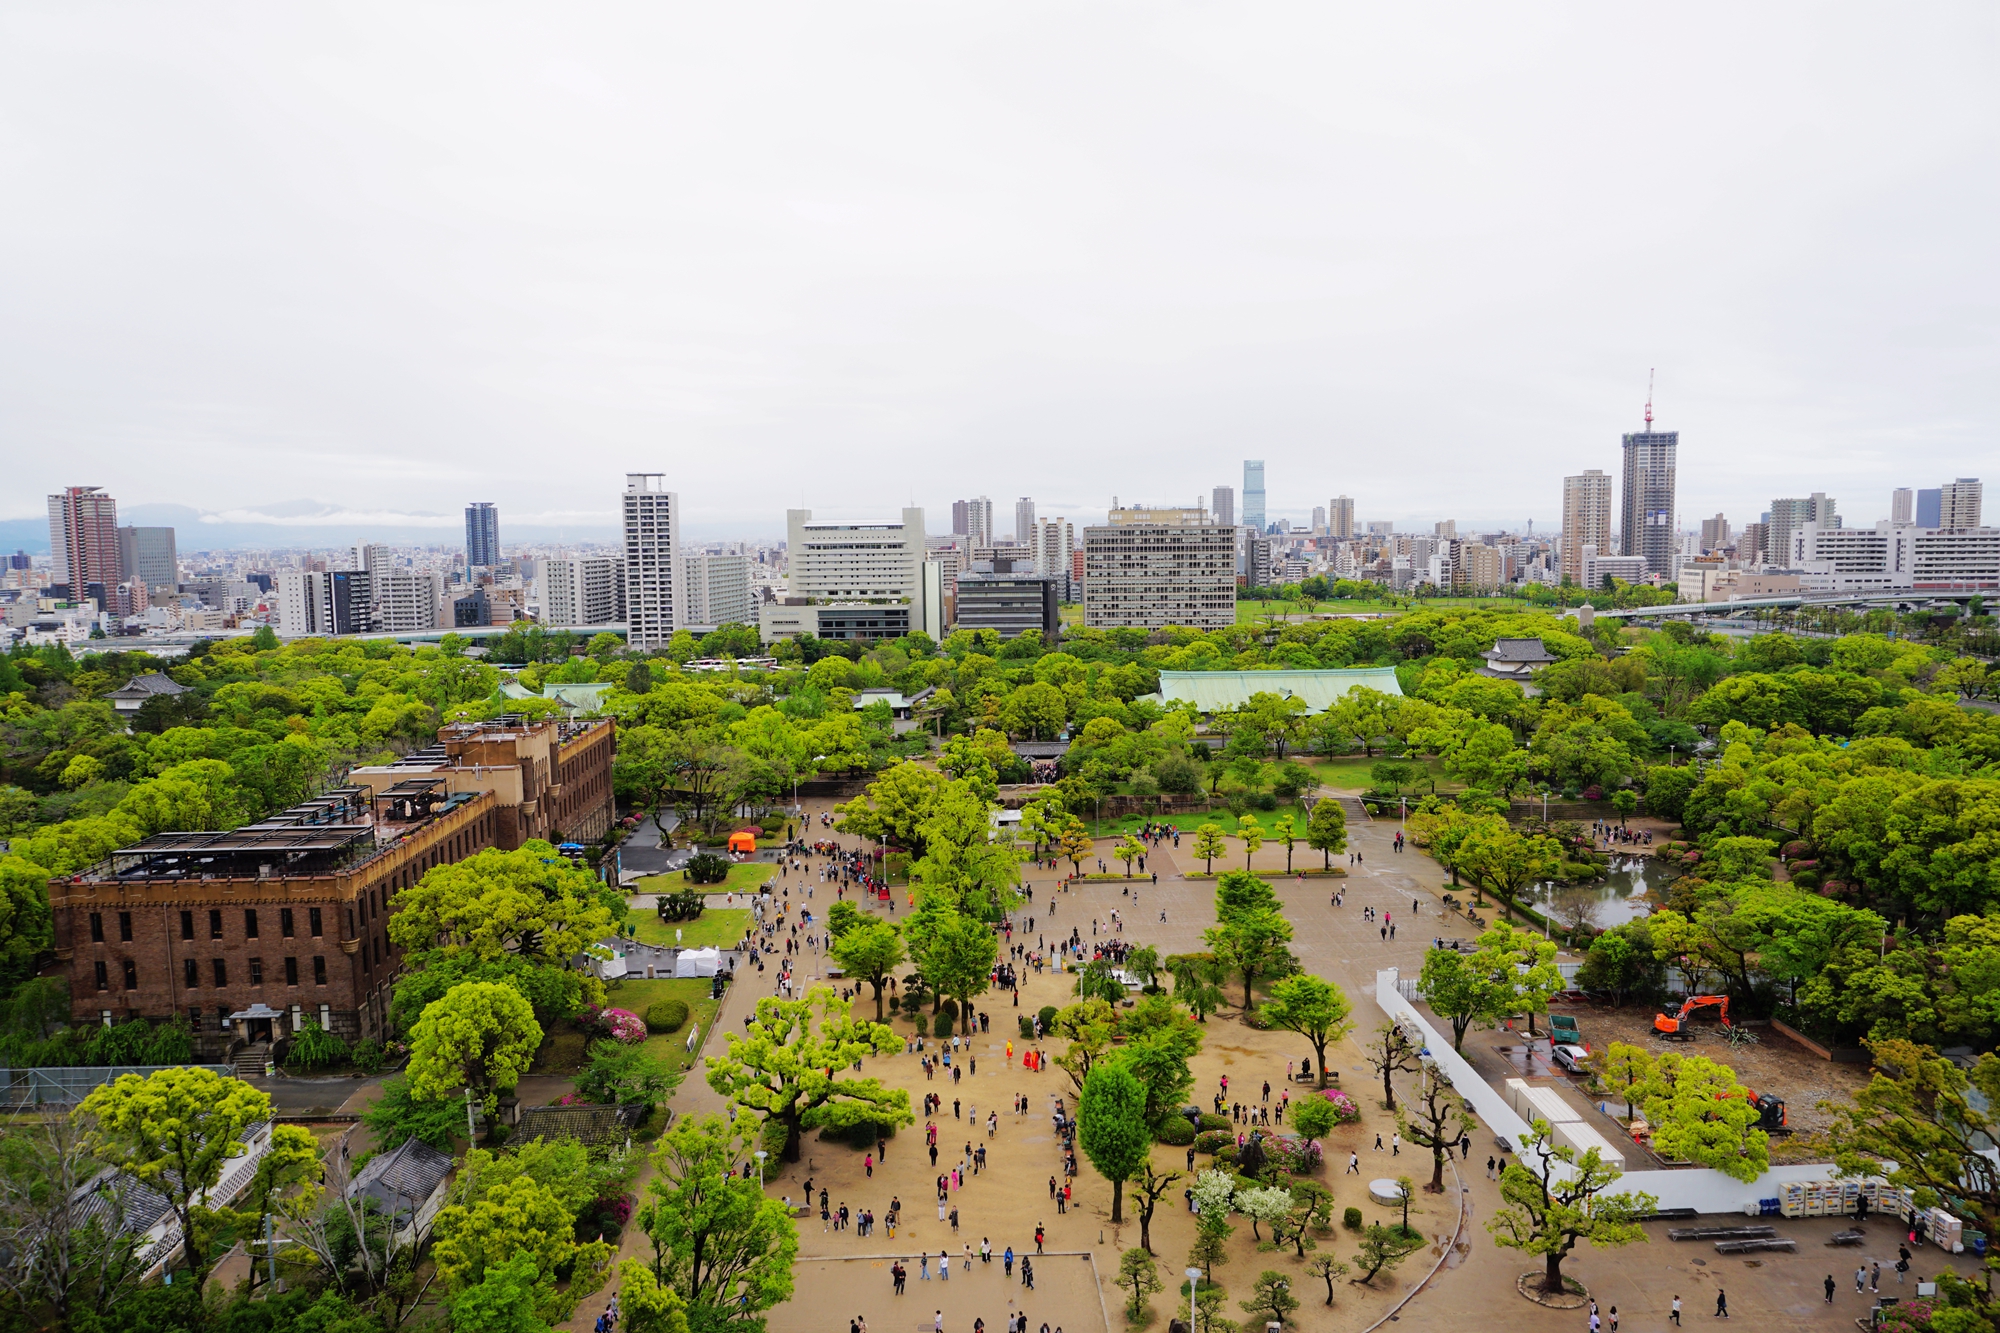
[1670,1295,1681,1326]
[1713,1289,1727,1319]
[1824,1275,1836,1304]
[1035,1223,1046,1253]
[1004,1246,1015,1277]
[920,1254,931,1281]
[1871,1262,1881,1293]
[1855,1265,1867,1294]
[1486,1155,1497,1180]
[1391,1132,1401,1156]
[939,1253,949,1282]
[1609,1307,1618,1332]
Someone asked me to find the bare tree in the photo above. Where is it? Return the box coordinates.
[1396,1062,1475,1193]
[276,1134,426,1320]
[1130,1159,1184,1256]
[1548,888,1603,943]
[0,1113,142,1326]
[1365,1021,1421,1112]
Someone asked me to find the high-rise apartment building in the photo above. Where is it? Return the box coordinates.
[1013,498,1036,546]
[622,475,683,650]
[117,526,178,595]
[46,486,121,595]
[954,497,994,549]
[1242,462,1266,532]
[759,508,926,642]
[683,553,754,628]
[350,544,392,574]
[1434,519,1457,540]
[465,502,500,567]
[1560,469,1613,585]
[1739,522,1771,567]
[373,569,444,633]
[1310,505,1326,535]
[1030,518,1074,599]
[1891,488,1915,525]
[1211,486,1235,528]
[540,556,626,628]
[1699,514,1731,553]
[1940,478,1983,532]
[1620,426,1678,579]
[1767,494,1839,569]
[1083,508,1235,630]
[1329,497,1355,540]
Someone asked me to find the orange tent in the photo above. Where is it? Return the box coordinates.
[727,830,758,854]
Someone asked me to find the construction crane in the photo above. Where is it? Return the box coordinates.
[1655,994,1730,1041]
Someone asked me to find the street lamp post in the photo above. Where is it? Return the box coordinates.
[754,1150,768,1185]
[1186,1268,1203,1333]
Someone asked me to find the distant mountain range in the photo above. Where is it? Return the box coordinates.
[0,501,621,557]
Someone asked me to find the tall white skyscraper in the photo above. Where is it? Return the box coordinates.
[622,474,683,650]
[959,496,994,549]
[1562,469,1614,585]
[541,556,626,628]
[1939,478,1983,532]
[1031,517,1074,597]
[1013,498,1036,546]
[1891,488,1915,525]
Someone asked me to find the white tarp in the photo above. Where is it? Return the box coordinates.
[674,947,722,978]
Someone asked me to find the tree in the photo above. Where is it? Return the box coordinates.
[1289,1092,1338,1143]
[578,1042,675,1109]
[1397,1062,1474,1193]
[828,920,907,1021]
[1611,788,1638,825]
[833,760,947,856]
[1306,798,1348,869]
[1468,922,1565,1037]
[1305,1255,1350,1306]
[1259,974,1353,1088]
[434,1172,605,1320]
[450,1252,558,1333]
[1417,944,1520,1054]
[1458,822,1563,920]
[705,988,911,1161]
[1079,1062,1150,1223]
[1215,869,1280,921]
[1271,813,1297,872]
[0,1110,142,1325]
[1242,1271,1301,1328]
[1204,908,1296,1010]
[1192,822,1228,873]
[1633,1052,1770,1181]
[1487,1119,1655,1295]
[1057,817,1095,877]
[924,913,1000,1034]
[1053,997,1120,1097]
[1236,814,1264,871]
[1116,835,1145,877]
[407,981,544,1113]
[1348,1224,1424,1287]
[635,1113,798,1333]
[615,1260,694,1333]
[1825,1038,2000,1312]
[1364,1021,1421,1112]
[1235,1184,1294,1241]
[1131,1159,1183,1256]
[74,1067,317,1294]
[1188,1170,1238,1280]
[1118,1247,1164,1321]
[1166,952,1227,1023]
[1589,1042,1659,1125]
[619,726,754,839]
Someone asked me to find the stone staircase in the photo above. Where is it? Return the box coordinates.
[232,1042,270,1078]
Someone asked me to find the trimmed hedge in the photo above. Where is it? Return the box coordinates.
[1199,1112,1231,1131]
[685,853,732,885]
[1155,1117,1196,1146]
[645,1000,690,1034]
[1193,1130,1235,1155]
[1342,1207,1364,1230]
[1038,1005,1059,1033]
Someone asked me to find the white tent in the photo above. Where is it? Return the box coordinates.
[674,947,723,978]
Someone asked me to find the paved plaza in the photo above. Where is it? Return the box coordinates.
[589,792,1986,1333]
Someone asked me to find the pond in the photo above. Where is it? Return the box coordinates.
[1527,857,1657,929]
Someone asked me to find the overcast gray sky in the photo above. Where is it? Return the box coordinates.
[1,4,1994,543]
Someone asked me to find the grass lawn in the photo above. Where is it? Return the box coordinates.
[629,906,751,949]
[1304,754,1451,790]
[598,975,723,1090]
[1085,804,1314,838]
[635,862,775,897]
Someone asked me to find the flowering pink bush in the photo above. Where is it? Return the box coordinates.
[1318,1088,1361,1124]
[604,1008,648,1043]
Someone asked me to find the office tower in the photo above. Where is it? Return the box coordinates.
[1620,423,1679,579]
[1310,505,1326,535]
[1939,478,1983,531]
[117,526,179,594]
[1083,507,1235,630]
[682,553,753,627]
[622,474,683,650]
[951,500,969,537]
[1013,498,1036,546]
[759,508,925,641]
[1767,494,1839,568]
[46,486,121,594]
[1891,488,1915,525]
[1916,489,1942,528]
[1330,496,1355,540]
[1211,486,1236,528]
[1242,461,1266,531]
[541,556,627,628]
[464,502,500,567]
[1561,469,1614,585]
[1699,514,1731,553]
[956,569,1060,640]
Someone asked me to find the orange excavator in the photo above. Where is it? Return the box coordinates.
[1655,994,1730,1041]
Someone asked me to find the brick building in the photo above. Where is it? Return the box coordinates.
[49,714,618,1055]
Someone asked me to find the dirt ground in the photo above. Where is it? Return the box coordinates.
[1541,1003,1873,1159]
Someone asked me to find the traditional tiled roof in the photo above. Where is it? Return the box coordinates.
[515,1102,648,1146]
[349,1137,454,1218]
[1481,637,1557,663]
